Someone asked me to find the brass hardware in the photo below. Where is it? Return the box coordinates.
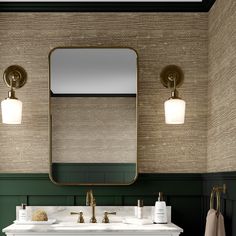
[210,184,226,216]
[2,65,27,101]
[48,47,138,186]
[70,211,85,223]
[102,211,116,223]
[160,65,184,89]
[86,190,94,206]
[90,198,97,223]
[7,89,17,100]
[160,65,184,100]
[212,184,227,194]
[86,190,97,223]
[3,65,27,89]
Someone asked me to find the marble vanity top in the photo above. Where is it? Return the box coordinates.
[14,206,172,224]
[3,206,183,235]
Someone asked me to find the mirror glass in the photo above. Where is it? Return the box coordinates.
[50,48,137,185]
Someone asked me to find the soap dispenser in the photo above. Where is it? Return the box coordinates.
[18,204,28,222]
[153,192,167,224]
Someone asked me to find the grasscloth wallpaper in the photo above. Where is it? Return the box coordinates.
[207,0,236,172]
[0,13,208,173]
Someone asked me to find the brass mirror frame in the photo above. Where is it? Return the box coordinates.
[48,47,139,186]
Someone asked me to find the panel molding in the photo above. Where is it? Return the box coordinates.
[0,173,202,196]
[202,172,236,181]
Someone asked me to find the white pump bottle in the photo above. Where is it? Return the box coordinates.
[153,192,167,224]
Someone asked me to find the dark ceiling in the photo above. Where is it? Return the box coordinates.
[0,0,216,12]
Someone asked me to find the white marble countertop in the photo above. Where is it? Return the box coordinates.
[13,206,172,223]
[2,206,183,235]
[3,222,183,234]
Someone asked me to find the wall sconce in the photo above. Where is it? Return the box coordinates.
[1,65,27,124]
[160,65,186,124]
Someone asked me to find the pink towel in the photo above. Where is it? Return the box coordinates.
[217,212,226,236]
[205,209,217,236]
[204,209,226,236]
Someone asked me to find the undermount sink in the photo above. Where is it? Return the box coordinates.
[54,222,124,228]
[50,221,167,231]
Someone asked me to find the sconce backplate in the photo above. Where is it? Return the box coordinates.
[160,65,184,88]
[3,65,27,89]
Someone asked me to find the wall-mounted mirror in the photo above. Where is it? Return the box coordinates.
[49,48,138,185]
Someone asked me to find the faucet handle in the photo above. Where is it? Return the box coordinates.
[70,211,85,223]
[102,211,116,223]
[78,211,85,223]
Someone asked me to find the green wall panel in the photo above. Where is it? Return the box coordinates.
[169,196,203,236]
[0,196,23,235]
[28,196,71,206]
[122,196,157,206]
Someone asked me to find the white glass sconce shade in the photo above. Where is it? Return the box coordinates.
[1,65,27,125]
[164,98,186,124]
[1,98,23,124]
[160,65,186,124]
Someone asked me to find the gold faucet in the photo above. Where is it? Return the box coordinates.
[86,190,97,223]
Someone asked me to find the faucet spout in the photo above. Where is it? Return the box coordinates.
[86,190,93,206]
[86,190,97,223]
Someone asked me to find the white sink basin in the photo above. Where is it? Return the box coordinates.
[51,222,132,231]
[53,222,117,227]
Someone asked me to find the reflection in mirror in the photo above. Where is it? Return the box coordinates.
[50,48,138,185]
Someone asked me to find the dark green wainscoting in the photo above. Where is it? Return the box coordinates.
[1,172,236,236]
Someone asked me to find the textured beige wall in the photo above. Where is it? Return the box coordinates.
[207,0,236,172]
[51,97,136,163]
[0,13,208,173]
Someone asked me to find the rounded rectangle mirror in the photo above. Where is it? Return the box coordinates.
[49,47,138,185]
